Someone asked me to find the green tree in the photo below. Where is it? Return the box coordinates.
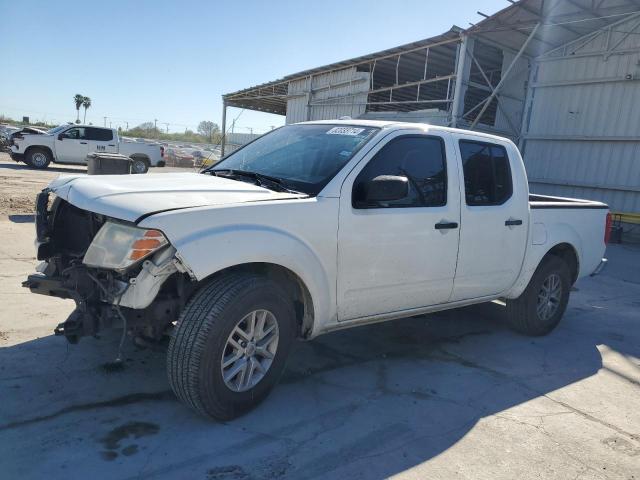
[197,121,219,143]
[82,97,92,124]
[136,122,157,135]
[73,94,84,123]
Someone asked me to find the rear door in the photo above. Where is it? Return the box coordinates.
[54,127,89,164]
[451,138,528,301]
[337,131,461,321]
[86,127,117,156]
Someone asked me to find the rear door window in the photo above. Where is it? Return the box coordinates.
[86,128,113,141]
[459,140,512,206]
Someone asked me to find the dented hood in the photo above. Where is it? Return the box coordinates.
[47,172,305,222]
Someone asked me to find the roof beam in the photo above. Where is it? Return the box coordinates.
[506,0,584,36]
[224,36,461,100]
[564,0,610,25]
[470,22,540,129]
[477,13,558,50]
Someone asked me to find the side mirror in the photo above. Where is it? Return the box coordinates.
[57,133,64,141]
[360,175,409,204]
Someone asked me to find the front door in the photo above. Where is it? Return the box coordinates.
[337,132,461,321]
[55,127,89,164]
[450,138,528,301]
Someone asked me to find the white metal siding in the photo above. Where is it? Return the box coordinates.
[494,51,528,136]
[523,14,640,213]
[286,67,369,124]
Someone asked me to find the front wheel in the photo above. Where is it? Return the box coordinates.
[25,148,51,169]
[167,273,296,420]
[505,256,571,336]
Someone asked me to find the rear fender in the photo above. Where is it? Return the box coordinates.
[505,221,583,299]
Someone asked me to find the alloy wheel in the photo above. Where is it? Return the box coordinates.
[220,309,279,392]
[537,273,562,322]
[31,152,47,167]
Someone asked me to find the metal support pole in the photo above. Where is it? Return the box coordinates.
[467,47,519,135]
[306,75,313,121]
[220,100,227,157]
[518,59,538,152]
[370,60,376,90]
[470,23,540,130]
[451,35,469,127]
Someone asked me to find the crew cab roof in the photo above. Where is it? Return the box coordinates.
[296,119,516,144]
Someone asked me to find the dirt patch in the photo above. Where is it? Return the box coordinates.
[99,421,160,461]
[0,193,35,215]
[100,360,127,374]
[0,152,84,215]
[0,152,188,216]
[206,466,249,479]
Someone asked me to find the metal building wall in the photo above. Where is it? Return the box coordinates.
[493,51,528,137]
[521,14,640,214]
[286,67,369,124]
[451,37,529,142]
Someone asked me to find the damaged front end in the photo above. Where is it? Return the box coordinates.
[23,190,194,344]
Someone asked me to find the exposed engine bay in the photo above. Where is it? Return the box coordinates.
[23,190,195,344]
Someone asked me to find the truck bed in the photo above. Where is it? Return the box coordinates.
[526,194,608,282]
[529,194,608,210]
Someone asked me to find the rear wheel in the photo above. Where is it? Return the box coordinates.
[25,148,51,169]
[131,157,149,174]
[167,273,296,420]
[505,256,571,336]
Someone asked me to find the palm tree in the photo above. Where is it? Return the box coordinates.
[74,94,84,123]
[82,97,92,124]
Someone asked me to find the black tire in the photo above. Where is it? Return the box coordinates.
[25,148,52,169]
[167,273,296,420]
[131,157,149,174]
[505,256,571,336]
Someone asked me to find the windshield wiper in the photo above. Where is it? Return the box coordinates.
[210,169,307,195]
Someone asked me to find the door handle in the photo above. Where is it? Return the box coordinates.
[80,142,88,144]
[505,219,523,226]
[435,221,458,230]
[108,144,115,146]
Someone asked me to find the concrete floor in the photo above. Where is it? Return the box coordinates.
[0,218,639,479]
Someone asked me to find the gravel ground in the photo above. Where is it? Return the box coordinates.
[0,152,192,215]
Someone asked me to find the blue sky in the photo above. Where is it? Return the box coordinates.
[1,0,508,133]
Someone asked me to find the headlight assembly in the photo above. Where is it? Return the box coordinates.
[83,221,168,271]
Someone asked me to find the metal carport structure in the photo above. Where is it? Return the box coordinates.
[221,0,640,222]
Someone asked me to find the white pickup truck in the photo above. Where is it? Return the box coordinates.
[23,120,609,420]
[10,124,165,173]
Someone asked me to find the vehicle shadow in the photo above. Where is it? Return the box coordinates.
[0,162,85,174]
[8,214,34,223]
[1,290,636,479]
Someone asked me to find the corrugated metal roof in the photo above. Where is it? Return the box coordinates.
[467,0,640,57]
[226,30,460,98]
[223,0,640,115]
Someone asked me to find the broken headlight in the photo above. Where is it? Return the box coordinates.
[83,221,168,271]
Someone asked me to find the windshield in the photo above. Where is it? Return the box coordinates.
[47,124,69,135]
[210,124,379,195]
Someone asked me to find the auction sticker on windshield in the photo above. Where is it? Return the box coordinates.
[326,127,366,136]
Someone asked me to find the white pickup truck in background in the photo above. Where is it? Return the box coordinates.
[10,124,165,173]
[23,120,609,420]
